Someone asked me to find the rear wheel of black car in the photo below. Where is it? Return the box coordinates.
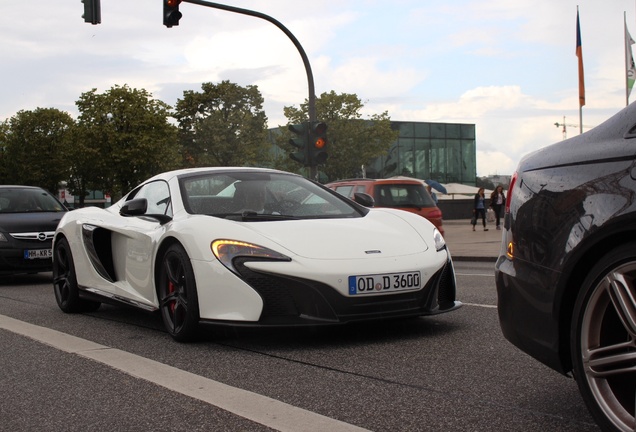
[157,243,200,342]
[52,237,101,313]
[571,243,636,432]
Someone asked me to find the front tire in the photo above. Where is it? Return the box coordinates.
[571,243,636,431]
[157,243,200,342]
[52,237,100,313]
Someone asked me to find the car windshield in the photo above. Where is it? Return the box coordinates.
[180,171,363,220]
[0,188,66,213]
[374,184,436,208]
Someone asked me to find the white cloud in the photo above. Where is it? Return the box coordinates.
[2,0,636,177]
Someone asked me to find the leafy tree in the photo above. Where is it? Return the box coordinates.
[65,124,101,207]
[280,91,398,181]
[75,85,180,200]
[173,81,270,167]
[0,120,9,184]
[1,108,75,193]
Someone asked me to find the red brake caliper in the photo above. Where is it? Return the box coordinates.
[168,281,176,314]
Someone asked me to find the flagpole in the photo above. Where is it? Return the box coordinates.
[626,10,636,106]
[626,12,630,106]
[576,6,584,134]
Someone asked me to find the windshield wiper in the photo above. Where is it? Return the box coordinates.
[209,211,299,221]
[240,211,299,221]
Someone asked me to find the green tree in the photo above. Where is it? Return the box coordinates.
[65,124,101,207]
[0,120,9,184]
[173,81,269,167]
[281,91,398,181]
[75,85,180,200]
[2,108,75,193]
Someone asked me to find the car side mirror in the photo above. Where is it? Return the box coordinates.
[353,192,374,207]
[120,198,148,216]
[120,197,172,224]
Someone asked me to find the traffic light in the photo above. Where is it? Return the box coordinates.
[82,0,101,25]
[164,0,182,28]
[309,121,328,165]
[288,122,309,166]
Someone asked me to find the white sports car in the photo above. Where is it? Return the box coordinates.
[53,167,460,341]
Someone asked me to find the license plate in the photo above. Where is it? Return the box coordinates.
[24,249,52,259]
[348,271,421,295]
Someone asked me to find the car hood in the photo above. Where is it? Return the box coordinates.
[240,210,431,260]
[0,212,66,233]
[519,102,636,172]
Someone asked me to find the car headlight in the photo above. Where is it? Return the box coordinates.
[211,239,291,274]
[433,228,446,252]
[0,233,7,242]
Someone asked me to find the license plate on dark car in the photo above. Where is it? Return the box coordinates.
[24,249,52,259]
[348,271,421,295]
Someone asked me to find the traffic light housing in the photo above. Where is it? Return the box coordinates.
[309,121,328,165]
[164,0,182,28]
[288,122,309,166]
[82,0,101,25]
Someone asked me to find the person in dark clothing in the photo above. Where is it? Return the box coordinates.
[490,185,506,230]
[472,188,488,231]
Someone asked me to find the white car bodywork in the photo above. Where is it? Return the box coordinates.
[53,168,459,339]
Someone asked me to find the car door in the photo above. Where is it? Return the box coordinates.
[112,180,172,307]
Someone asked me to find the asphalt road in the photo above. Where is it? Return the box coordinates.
[0,263,599,431]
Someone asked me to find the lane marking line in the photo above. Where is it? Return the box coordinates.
[0,313,369,432]
[462,302,497,309]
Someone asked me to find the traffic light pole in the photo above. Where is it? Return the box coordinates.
[181,0,319,178]
[181,1,316,124]
[85,1,322,179]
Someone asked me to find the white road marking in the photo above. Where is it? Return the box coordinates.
[0,314,369,432]
[463,302,497,309]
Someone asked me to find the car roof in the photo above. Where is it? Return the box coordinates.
[327,178,424,186]
[145,167,292,183]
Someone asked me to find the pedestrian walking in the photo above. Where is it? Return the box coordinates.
[472,188,488,231]
[490,185,506,230]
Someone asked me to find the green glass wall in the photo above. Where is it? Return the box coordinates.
[366,121,476,185]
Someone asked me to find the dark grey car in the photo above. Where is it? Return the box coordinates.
[0,186,67,275]
[496,102,636,432]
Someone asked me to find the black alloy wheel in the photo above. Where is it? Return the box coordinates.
[158,243,200,342]
[571,242,636,432]
[52,237,100,313]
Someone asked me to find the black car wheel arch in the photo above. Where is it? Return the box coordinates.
[157,242,200,342]
[53,236,101,313]
[570,241,636,432]
[555,220,636,375]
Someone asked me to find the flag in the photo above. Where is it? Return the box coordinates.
[576,9,585,107]
[626,17,635,100]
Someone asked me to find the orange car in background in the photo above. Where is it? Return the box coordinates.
[325,178,444,236]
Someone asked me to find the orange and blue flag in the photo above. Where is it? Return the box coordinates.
[576,9,585,107]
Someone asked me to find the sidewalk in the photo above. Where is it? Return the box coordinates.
[442,219,502,262]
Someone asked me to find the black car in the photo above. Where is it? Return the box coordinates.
[495,103,636,431]
[0,186,67,275]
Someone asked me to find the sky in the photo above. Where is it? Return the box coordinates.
[2,0,636,177]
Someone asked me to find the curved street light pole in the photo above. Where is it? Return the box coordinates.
[181,0,317,123]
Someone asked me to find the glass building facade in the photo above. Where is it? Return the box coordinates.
[365,121,476,186]
[269,120,476,185]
